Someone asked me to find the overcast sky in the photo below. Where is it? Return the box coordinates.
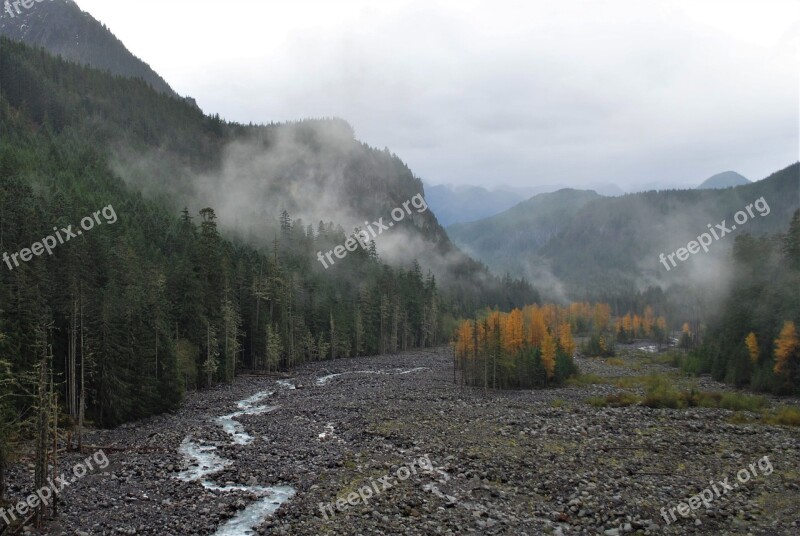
[74,0,799,191]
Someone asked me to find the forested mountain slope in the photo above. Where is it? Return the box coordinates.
[0,36,537,436]
[541,164,799,298]
[448,188,602,278]
[686,210,800,394]
[446,165,799,301]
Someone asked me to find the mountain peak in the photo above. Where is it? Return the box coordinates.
[0,0,178,98]
[696,170,751,189]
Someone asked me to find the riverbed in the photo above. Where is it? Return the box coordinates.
[12,346,800,535]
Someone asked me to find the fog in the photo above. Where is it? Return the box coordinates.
[76,0,798,192]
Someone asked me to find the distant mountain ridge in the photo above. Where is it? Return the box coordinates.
[446,164,799,300]
[697,171,751,189]
[447,188,602,276]
[425,181,623,226]
[0,0,178,97]
[425,184,525,226]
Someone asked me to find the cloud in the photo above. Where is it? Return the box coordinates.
[78,0,798,190]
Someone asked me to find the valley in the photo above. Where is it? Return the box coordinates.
[7,346,797,535]
[0,2,798,535]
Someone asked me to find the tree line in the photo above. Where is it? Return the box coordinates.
[680,210,800,395]
[0,35,542,512]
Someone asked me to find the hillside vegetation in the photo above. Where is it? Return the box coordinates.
[0,35,536,465]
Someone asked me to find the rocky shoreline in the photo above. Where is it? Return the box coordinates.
[5,345,799,535]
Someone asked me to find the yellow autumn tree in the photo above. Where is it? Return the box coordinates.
[656,316,667,334]
[632,314,642,338]
[622,313,633,334]
[774,321,799,376]
[642,306,654,337]
[541,332,557,379]
[593,303,611,333]
[745,332,759,364]
[504,308,525,354]
[527,307,548,348]
[679,322,692,348]
[558,322,576,357]
[542,304,559,331]
[568,302,582,321]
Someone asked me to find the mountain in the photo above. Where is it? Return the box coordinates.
[502,182,625,198]
[424,184,524,226]
[426,181,624,226]
[629,180,696,192]
[447,188,601,277]
[0,35,543,427]
[697,170,751,189]
[445,165,799,302]
[0,32,538,319]
[0,0,178,98]
[539,164,798,299]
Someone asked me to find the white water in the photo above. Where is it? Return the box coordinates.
[216,390,279,445]
[176,386,295,535]
[178,369,426,534]
[213,486,296,536]
[176,437,230,481]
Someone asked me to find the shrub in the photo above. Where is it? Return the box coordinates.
[585,392,640,408]
[719,392,768,412]
[586,396,607,407]
[581,334,616,357]
[764,406,800,426]
[605,392,640,407]
[566,374,606,387]
[642,375,685,408]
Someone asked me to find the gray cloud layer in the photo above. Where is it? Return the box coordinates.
[80,0,799,190]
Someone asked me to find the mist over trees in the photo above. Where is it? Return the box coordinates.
[0,35,540,494]
[681,211,800,395]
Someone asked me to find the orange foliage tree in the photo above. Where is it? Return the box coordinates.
[558,322,576,357]
[540,332,557,379]
[774,321,799,377]
[745,332,759,364]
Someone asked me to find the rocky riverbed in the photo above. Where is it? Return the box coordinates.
[6,346,800,535]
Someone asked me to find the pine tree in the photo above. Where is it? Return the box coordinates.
[784,210,800,270]
[203,322,219,386]
[265,324,282,372]
[221,296,242,381]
